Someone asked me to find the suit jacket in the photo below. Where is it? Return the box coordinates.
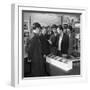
[28,34,46,76]
[50,34,57,47]
[56,33,69,54]
[49,34,57,55]
[39,34,50,56]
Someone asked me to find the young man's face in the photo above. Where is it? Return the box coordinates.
[36,28,40,34]
[63,29,67,33]
[57,27,62,34]
[52,28,57,33]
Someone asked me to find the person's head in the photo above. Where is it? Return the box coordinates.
[63,24,68,29]
[41,26,47,35]
[57,25,63,34]
[63,24,68,33]
[32,22,41,35]
[47,26,52,35]
[51,24,57,34]
[68,25,73,32]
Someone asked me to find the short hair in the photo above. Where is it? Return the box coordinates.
[63,24,68,29]
[58,25,63,31]
[68,25,73,31]
[51,24,57,29]
[32,22,42,30]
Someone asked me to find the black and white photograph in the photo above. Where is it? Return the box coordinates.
[23,10,81,77]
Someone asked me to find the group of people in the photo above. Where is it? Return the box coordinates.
[25,22,74,77]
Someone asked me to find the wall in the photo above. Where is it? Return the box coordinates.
[24,13,61,26]
[0,0,90,89]
[24,12,80,26]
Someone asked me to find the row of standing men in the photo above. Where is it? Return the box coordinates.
[25,23,75,77]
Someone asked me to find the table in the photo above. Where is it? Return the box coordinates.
[46,55,80,76]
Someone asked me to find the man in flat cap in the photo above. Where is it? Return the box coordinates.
[28,22,46,77]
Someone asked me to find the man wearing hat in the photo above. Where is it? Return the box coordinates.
[28,22,46,76]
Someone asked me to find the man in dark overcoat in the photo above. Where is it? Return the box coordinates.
[28,23,46,77]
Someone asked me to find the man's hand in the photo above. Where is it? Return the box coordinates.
[48,40,52,44]
[27,59,31,63]
[43,55,46,58]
